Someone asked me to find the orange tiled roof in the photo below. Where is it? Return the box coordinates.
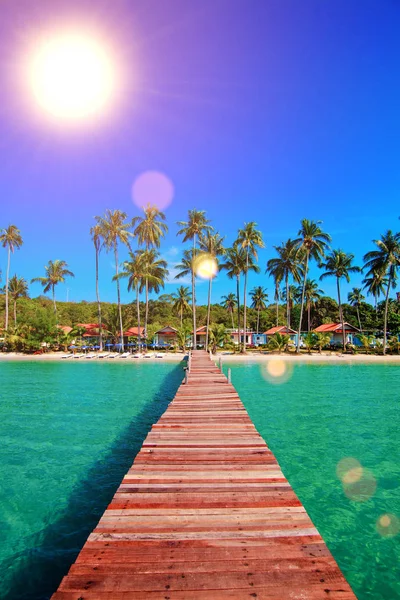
[264,326,297,335]
[314,322,359,333]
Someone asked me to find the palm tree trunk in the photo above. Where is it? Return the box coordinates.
[275,285,279,327]
[95,246,103,351]
[114,243,124,352]
[296,252,309,353]
[236,275,241,352]
[5,248,10,330]
[308,303,311,332]
[242,250,249,353]
[337,278,346,351]
[180,306,183,327]
[286,274,289,330]
[205,277,212,351]
[357,306,362,332]
[136,282,141,350]
[13,300,17,327]
[144,280,149,341]
[52,285,57,316]
[383,278,391,355]
[192,236,196,349]
[231,308,234,329]
[257,307,260,335]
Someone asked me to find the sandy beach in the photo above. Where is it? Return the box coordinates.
[1,351,400,363]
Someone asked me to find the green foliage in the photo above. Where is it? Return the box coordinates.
[267,332,291,354]
[209,323,232,354]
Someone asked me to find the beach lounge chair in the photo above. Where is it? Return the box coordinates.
[98,353,110,359]
[119,352,130,359]
[155,353,164,358]
[86,353,98,359]
[133,353,142,359]
[143,353,154,359]
[61,353,73,359]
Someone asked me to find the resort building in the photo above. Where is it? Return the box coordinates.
[313,322,360,345]
[264,326,298,344]
[226,328,256,346]
[124,326,145,344]
[155,325,178,346]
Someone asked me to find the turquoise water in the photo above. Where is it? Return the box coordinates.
[226,360,400,600]
[0,360,399,599]
[0,360,184,600]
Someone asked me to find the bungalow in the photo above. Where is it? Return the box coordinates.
[264,326,298,345]
[226,328,255,346]
[313,322,360,345]
[124,326,145,344]
[155,325,178,346]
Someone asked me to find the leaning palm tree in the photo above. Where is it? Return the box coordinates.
[237,222,264,352]
[348,287,365,332]
[362,269,388,312]
[266,239,303,331]
[250,286,268,334]
[220,244,248,352]
[95,210,134,351]
[320,250,360,350]
[116,251,147,350]
[90,224,104,351]
[133,205,168,337]
[298,279,324,332]
[8,275,29,327]
[199,231,225,350]
[31,260,74,322]
[363,230,400,354]
[221,292,237,329]
[294,219,331,352]
[172,286,192,326]
[0,225,23,330]
[177,210,212,347]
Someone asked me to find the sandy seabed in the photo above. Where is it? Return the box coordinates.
[1,351,400,364]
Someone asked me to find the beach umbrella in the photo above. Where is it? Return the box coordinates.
[105,342,113,348]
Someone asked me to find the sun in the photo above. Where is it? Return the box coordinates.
[28,32,117,122]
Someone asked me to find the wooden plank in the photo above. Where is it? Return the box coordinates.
[51,350,356,599]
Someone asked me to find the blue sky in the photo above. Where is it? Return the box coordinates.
[1,0,399,307]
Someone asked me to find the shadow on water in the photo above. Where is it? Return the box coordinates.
[2,363,184,600]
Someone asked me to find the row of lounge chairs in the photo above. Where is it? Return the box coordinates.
[61,352,165,360]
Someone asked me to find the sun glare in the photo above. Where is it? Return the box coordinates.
[28,32,117,122]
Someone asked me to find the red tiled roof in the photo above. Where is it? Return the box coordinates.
[264,326,297,335]
[124,327,145,336]
[58,325,72,334]
[314,322,359,333]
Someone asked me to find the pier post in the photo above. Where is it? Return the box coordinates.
[184,368,188,384]
[228,368,231,383]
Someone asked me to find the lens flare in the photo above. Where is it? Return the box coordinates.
[376,513,400,537]
[262,358,293,385]
[132,171,174,211]
[337,458,376,502]
[28,31,117,122]
[194,253,218,280]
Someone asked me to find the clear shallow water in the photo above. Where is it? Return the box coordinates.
[0,360,184,600]
[226,360,400,600]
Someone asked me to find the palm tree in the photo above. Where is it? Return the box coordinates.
[133,205,168,337]
[31,260,74,322]
[172,286,192,325]
[95,210,134,351]
[282,284,299,328]
[363,230,400,354]
[209,323,232,354]
[0,225,23,330]
[348,287,365,332]
[237,222,264,352]
[176,324,192,353]
[116,251,147,349]
[314,331,331,353]
[298,279,324,332]
[362,269,388,312]
[142,248,168,307]
[220,244,247,352]
[199,231,225,350]
[266,239,303,330]
[268,332,290,354]
[221,292,237,328]
[358,333,375,355]
[90,224,104,351]
[8,275,29,326]
[177,210,212,348]
[250,286,268,334]
[320,250,360,350]
[294,219,331,352]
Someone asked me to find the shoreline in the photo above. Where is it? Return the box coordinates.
[1,351,400,363]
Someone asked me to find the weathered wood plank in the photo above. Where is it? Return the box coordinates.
[51,350,356,599]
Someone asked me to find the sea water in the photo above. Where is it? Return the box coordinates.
[0,360,184,600]
[227,360,400,600]
[0,360,399,599]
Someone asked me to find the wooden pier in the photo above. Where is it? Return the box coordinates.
[52,350,356,599]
